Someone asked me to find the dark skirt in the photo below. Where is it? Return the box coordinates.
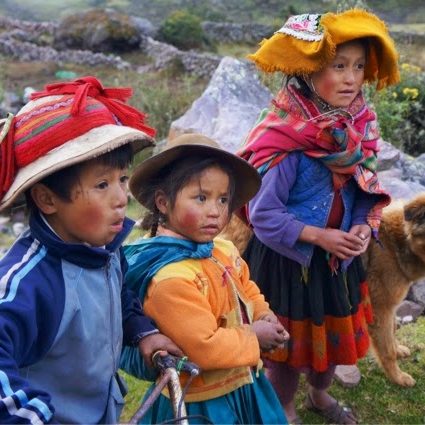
[243,235,373,372]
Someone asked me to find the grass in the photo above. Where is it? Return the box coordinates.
[215,42,255,59]
[391,23,425,33]
[1,58,208,141]
[4,0,91,20]
[119,317,425,424]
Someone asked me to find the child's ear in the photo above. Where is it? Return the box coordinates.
[30,184,58,214]
[155,190,169,215]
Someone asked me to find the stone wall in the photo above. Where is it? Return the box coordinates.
[201,21,274,44]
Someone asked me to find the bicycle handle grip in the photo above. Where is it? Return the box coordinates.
[152,351,200,376]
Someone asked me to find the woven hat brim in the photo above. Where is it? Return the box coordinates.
[129,144,261,210]
[0,124,154,211]
[248,8,400,90]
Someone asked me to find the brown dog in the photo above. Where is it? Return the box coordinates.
[363,193,425,387]
[222,193,425,387]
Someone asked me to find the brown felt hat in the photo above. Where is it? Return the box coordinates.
[129,133,261,210]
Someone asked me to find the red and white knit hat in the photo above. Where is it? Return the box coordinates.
[0,76,155,211]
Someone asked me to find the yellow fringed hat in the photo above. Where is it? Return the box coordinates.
[248,9,400,90]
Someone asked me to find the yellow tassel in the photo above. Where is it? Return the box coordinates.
[301,266,309,284]
[343,272,352,309]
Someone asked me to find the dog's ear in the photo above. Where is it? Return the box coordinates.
[404,196,425,222]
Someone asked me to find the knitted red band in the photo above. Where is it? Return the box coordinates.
[0,76,156,201]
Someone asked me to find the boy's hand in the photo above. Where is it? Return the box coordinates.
[138,333,184,368]
[251,320,290,352]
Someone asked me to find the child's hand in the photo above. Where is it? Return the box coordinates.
[349,224,371,254]
[258,312,279,323]
[138,333,184,368]
[251,320,290,352]
[317,228,365,259]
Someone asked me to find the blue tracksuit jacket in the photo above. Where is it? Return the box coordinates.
[0,211,156,424]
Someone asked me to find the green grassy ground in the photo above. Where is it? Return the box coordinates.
[119,317,425,424]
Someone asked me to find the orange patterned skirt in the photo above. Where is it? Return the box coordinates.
[244,237,373,372]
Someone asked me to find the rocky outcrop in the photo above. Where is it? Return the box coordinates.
[53,9,142,52]
[139,37,221,78]
[0,32,131,69]
[0,15,221,79]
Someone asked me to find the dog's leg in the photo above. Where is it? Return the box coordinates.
[369,309,416,387]
[396,343,411,358]
[393,318,411,358]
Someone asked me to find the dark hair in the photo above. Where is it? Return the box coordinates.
[138,155,237,236]
[26,143,134,211]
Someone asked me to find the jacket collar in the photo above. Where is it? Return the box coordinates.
[30,210,134,268]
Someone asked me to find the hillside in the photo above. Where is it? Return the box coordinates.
[0,0,425,24]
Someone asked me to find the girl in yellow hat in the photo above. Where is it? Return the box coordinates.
[238,8,400,424]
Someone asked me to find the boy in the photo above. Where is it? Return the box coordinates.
[0,76,182,424]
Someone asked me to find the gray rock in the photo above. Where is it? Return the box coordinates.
[396,300,425,322]
[378,170,425,200]
[377,139,402,171]
[402,156,425,186]
[202,21,273,44]
[130,16,157,38]
[334,365,361,388]
[54,9,141,52]
[169,56,272,152]
[407,280,425,308]
[12,222,25,237]
[140,37,221,79]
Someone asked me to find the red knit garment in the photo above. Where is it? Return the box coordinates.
[0,76,155,201]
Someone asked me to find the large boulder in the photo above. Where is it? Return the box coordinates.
[54,9,142,52]
[169,56,272,152]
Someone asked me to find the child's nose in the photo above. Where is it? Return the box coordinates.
[113,184,128,208]
[209,202,221,216]
[345,69,356,83]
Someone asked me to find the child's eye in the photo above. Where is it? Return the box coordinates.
[96,181,108,190]
[356,63,365,70]
[219,197,229,205]
[120,175,129,184]
[196,194,206,202]
[333,63,345,70]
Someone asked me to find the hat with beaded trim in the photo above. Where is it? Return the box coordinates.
[248,8,400,90]
[0,76,156,211]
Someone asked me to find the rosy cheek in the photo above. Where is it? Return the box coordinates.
[180,210,198,228]
[321,79,336,92]
[79,207,104,229]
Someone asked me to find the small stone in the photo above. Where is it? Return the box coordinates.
[0,216,10,225]
[334,365,361,388]
[401,315,414,324]
[12,222,25,237]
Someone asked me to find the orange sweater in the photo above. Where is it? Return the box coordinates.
[143,238,272,402]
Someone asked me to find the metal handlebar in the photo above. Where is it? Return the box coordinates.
[127,352,201,425]
[152,351,200,377]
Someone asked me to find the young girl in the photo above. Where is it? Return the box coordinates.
[120,133,290,424]
[238,9,400,425]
